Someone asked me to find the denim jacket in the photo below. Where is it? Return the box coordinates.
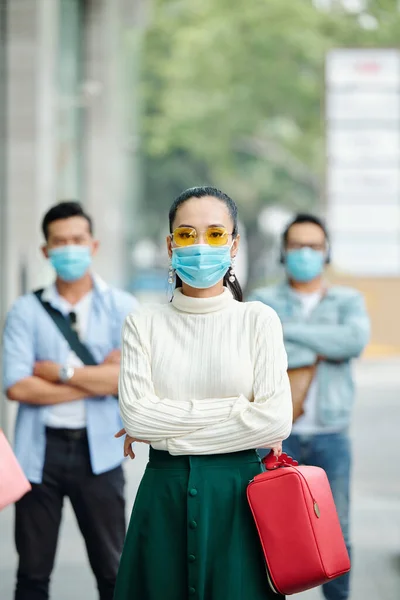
[248,282,370,430]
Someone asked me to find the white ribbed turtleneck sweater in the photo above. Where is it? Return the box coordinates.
[119,288,292,454]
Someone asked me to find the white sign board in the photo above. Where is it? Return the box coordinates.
[326,49,400,89]
[325,49,400,277]
[327,129,400,166]
[326,91,400,121]
[327,168,400,196]
[328,204,400,234]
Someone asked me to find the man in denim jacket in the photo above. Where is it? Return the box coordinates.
[249,213,370,600]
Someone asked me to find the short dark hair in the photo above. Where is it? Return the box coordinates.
[42,201,93,241]
[283,213,329,246]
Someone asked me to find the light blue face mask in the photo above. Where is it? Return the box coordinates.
[172,244,232,289]
[49,245,92,282]
[285,247,325,283]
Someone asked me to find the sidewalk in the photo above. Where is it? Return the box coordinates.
[298,359,400,600]
[1,359,399,599]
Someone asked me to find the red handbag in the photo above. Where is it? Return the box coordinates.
[247,451,350,595]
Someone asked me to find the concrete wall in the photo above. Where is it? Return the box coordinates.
[7,0,56,307]
[1,0,142,433]
[0,1,8,432]
[3,0,57,434]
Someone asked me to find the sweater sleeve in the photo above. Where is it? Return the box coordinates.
[152,308,293,454]
[118,314,250,440]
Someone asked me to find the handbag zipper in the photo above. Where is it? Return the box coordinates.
[249,467,321,517]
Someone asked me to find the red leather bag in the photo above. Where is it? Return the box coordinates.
[247,451,350,595]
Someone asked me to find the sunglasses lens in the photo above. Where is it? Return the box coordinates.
[173,227,197,247]
[205,227,229,246]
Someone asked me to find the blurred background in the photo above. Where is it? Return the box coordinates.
[0,1,399,599]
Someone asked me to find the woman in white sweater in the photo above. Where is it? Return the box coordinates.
[114,187,292,600]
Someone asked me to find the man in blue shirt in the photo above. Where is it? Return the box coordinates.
[249,214,370,600]
[3,201,138,600]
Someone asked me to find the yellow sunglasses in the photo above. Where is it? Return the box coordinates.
[172,226,233,247]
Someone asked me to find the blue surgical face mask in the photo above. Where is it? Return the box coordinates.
[49,245,92,282]
[172,244,232,289]
[285,248,324,283]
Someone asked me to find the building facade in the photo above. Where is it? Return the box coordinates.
[1,0,145,433]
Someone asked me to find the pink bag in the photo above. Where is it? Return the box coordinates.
[0,429,31,510]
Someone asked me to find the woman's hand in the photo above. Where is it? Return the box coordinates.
[271,442,282,457]
[115,428,150,460]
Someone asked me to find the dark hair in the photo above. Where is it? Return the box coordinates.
[282,213,329,246]
[42,201,93,241]
[169,186,243,302]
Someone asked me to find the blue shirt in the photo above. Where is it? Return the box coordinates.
[2,275,138,483]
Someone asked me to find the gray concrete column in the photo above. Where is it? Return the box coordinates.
[84,0,127,288]
[0,0,8,431]
[84,0,147,288]
[2,0,144,433]
[7,0,58,308]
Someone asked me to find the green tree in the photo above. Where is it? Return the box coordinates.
[136,0,400,285]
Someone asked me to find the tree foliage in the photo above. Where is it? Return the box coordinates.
[139,0,400,229]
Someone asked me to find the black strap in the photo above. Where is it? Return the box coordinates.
[34,289,97,366]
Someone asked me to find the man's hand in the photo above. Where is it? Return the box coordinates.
[34,361,61,383]
[103,350,121,365]
[115,428,150,460]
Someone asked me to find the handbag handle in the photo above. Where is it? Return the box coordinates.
[262,450,299,471]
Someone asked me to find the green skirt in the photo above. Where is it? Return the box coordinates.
[114,448,284,600]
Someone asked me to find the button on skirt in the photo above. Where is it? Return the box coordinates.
[114,447,284,600]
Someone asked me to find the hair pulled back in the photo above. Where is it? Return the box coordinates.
[169,186,243,302]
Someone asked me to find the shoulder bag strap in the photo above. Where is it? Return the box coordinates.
[33,289,98,366]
